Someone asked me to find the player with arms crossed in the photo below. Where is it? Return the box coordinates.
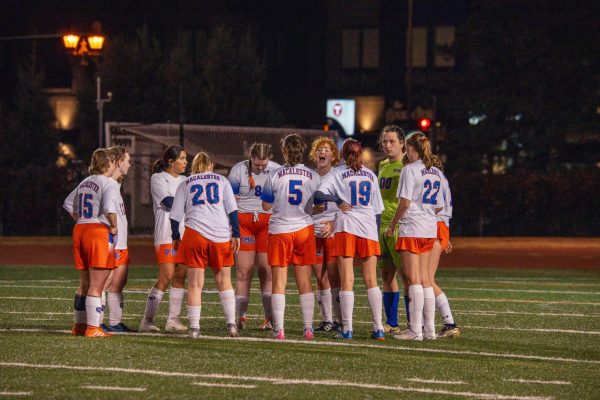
[386,131,445,340]
[170,152,241,338]
[316,139,385,340]
[140,146,188,333]
[261,134,319,340]
[228,143,280,331]
[67,148,119,337]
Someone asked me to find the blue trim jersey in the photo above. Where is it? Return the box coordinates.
[260,164,319,234]
[67,175,118,227]
[437,175,453,228]
[228,160,280,213]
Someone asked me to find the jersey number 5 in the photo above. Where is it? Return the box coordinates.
[191,183,219,205]
[288,180,303,205]
[422,179,440,204]
[78,193,93,218]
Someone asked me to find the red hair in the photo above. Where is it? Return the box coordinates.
[341,139,362,171]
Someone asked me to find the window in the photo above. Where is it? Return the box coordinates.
[408,26,456,68]
[342,28,379,69]
[434,26,455,67]
[409,26,428,68]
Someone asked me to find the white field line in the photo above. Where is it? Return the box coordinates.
[462,325,600,335]
[80,385,146,392]
[448,287,600,296]
[452,309,600,318]
[0,361,551,400]
[192,382,257,389]
[0,392,31,396]
[406,378,466,385]
[440,278,600,287]
[502,379,571,385]
[1,329,599,366]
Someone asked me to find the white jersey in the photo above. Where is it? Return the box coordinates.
[67,175,118,226]
[260,164,319,234]
[228,160,280,213]
[151,171,185,246]
[437,175,453,228]
[170,172,238,243]
[64,178,128,249]
[318,165,383,242]
[396,160,445,238]
[312,170,338,238]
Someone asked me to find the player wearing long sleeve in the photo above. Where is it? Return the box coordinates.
[228,143,280,331]
[316,139,385,340]
[170,152,240,338]
[261,134,319,340]
[67,148,119,337]
[386,131,446,341]
[309,136,342,333]
[140,146,188,333]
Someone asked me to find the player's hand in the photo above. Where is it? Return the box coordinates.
[110,226,118,236]
[173,239,181,251]
[321,220,334,237]
[231,237,241,254]
[337,202,351,213]
[313,204,326,215]
[445,241,453,254]
[385,225,395,238]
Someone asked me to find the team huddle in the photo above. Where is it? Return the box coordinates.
[64,125,460,341]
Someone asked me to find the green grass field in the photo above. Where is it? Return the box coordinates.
[0,265,599,399]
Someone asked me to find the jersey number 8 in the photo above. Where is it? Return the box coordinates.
[191,183,219,205]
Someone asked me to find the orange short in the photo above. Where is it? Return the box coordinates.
[239,212,270,253]
[437,221,450,251]
[332,232,381,258]
[176,227,233,269]
[114,249,129,267]
[315,236,336,264]
[155,243,178,265]
[395,237,435,254]
[72,223,115,270]
[268,225,317,267]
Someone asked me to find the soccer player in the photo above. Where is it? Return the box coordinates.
[385,131,446,340]
[228,143,280,331]
[140,146,188,333]
[316,139,385,340]
[170,152,240,338]
[428,161,461,338]
[260,134,319,340]
[309,136,342,333]
[67,148,119,337]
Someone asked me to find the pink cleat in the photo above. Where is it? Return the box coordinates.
[303,328,315,340]
[272,329,285,340]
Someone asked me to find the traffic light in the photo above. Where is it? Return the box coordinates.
[418,117,431,131]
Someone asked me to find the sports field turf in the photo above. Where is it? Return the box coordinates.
[0,265,599,399]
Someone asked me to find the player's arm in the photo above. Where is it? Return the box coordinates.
[260,175,274,211]
[169,181,187,246]
[386,169,412,237]
[107,213,118,235]
[151,174,174,211]
[223,180,241,253]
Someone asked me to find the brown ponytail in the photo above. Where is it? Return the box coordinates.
[246,143,273,188]
[405,131,440,169]
[152,145,184,174]
[341,139,363,172]
[281,134,306,167]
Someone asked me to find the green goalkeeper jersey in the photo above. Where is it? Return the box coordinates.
[378,158,404,227]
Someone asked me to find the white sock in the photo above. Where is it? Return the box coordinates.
[261,291,272,318]
[423,287,436,336]
[236,295,249,318]
[331,287,342,323]
[299,292,315,330]
[168,287,185,319]
[100,291,106,325]
[319,289,333,322]
[144,287,164,320]
[73,294,86,324]
[367,287,384,331]
[220,289,236,325]
[85,296,102,327]
[436,292,455,325]
[408,285,424,335]
[187,305,201,329]
[271,294,286,332]
[107,292,123,326]
[339,291,354,333]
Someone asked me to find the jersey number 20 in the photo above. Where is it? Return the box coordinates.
[191,183,219,205]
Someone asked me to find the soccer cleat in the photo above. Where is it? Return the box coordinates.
[227,323,239,338]
[106,323,137,333]
[71,323,87,336]
[139,318,161,332]
[272,329,285,340]
[315,320,334,332]
[334,330,353,340]
[371,329,385,340]
[259,317,273,331]
[393,330,423,341]
[423,333,437,340]
[85,326,112,337]
[383,323,400,334]
[189,328,200,339]
[331,321,343,333]
[165,317,188,333]
[438,324,461,338]
[303,328,315,340]
[99,323,110,332]
[237,316,247,330]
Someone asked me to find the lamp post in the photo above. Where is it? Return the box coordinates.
[96,77,112,148]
